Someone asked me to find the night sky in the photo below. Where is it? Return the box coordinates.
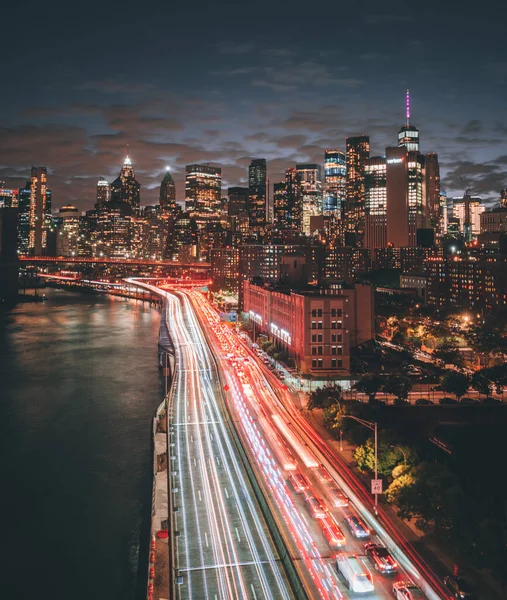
[2,0,506,211]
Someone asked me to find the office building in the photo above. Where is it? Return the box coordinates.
[159,169,177,213]
[345,135,370,240]
[185,164,222,220]
[297,163,322,235]
[501,189,507,209]
[386,146,411,248]
[324,246,371,283]
[0,188,18,208]
[96,177,110,210]
[165,212,199,261]
[227,187,249,217]
[28,166,50,255]
[17,184,31,255]
[110,155,141,214]
[210,247,240,293]
[56,205,80,257]
[244,281,374,376]
[425,153,441,229]
[452,196,484,238]
[324,149,346,214]
[248,159,267,228]
[364,156,387,249]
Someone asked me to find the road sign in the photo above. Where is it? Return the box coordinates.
[371,479,383,495]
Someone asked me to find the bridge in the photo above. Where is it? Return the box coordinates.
[19,256,211,269]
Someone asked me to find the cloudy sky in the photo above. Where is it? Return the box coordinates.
[1,0,506,211]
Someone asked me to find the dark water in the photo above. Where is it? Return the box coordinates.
[0,289,162,600]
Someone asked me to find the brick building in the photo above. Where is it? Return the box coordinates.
[244,281,374,376]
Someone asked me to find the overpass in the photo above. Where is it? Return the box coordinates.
[19,256,211,270]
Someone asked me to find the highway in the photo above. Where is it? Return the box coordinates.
[133,281,294,600]
[189,289,450,600]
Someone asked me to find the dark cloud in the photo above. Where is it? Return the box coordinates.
[363,14,414,24]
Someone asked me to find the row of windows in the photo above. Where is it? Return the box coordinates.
[311,346,343,355]
[311,358,343,369]
[311,333,343,343]
[311,320,343,330]
[311,308,343,317]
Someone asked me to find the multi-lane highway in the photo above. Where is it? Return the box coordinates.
[189,289,450,600]
[133,281,294,600]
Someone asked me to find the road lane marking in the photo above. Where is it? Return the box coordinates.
[235,527,241,542]
[198,490,202,502]
[224,488,229,499]
[250,584,258,600]
[204,532,209,547]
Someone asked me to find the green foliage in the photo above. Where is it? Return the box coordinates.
[353,435,417,477]
[440,370,469,400]
[385,472,417,505]
[471,371,492,397]
[392,462,464,531]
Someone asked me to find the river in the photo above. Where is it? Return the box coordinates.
[0,288,163,600]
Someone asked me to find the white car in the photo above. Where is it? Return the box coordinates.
[392,580,426,599]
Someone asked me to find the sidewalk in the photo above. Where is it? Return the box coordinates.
[301,405,504,599]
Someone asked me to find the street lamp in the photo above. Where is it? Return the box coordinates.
[341,414,379,515]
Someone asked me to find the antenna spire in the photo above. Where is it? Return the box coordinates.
[406,88,410,126]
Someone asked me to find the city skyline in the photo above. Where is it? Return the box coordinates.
[1,2,506,211]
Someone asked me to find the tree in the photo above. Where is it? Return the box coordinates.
[392,462,464,531]
[385,472,417,505]
[382,375,412,402]
[307,385,342,410]
[440,370,469,400]
[353,375,384,403]
[471,371,493,398]
[353,436,417,477]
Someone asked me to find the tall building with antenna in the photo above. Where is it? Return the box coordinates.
[398,89,420,152]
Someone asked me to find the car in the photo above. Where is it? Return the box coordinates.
[439,396,458,405]
[415,398,432,405]
[318,517,346,549]
[288,471,309,493]
[304,495,328,519]
[392,580,427,599]
[336,554,374,594]
[344,514,371,539]
[443,575,476,599]
[364,542,398,574]
[328,487,349,507]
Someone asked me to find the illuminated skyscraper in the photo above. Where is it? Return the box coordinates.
[324,149,346,214]
[364,156,387,249]
[228,187,249,217]
[17,183,30,254]
[398,89,420,152]
[28,166,49,255]
[96,177,110,210]
[452,196,485,238]
[501,188,507,209]
[345,135,370,240]
[110,156,141,214]
[159,168,177,213]
[273,169,303,231]
[185,164,222,219]
[296,163,322,235]
[248,159,267,228]
[0,187,18,208]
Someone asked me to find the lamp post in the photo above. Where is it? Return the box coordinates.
[341,415,379,515]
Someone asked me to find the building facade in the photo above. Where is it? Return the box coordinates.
[248,159,267,228]
[345,135,370,241]
[110,156,141,214]
[244,281,374,376]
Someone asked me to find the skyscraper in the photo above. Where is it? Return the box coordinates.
[248,159,267,228]
[159,168,177,213]
[296,163,322,235]
[110,155,141,214]
[501,188,507,209]
[364,156,387,249]
[452,195,485,238]
[96,177,110,210]
[345,135,370,240]
[185,164,222,219]
[17,183,30,255]
[386,146,410,247]
[324,149,346,214]
[425,153,441,229]
[227,187,249,217]
[28,166,49,255]
[398,89,420,152]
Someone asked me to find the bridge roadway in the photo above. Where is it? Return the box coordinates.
[161,288,293,600]
[19,256,210,269]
